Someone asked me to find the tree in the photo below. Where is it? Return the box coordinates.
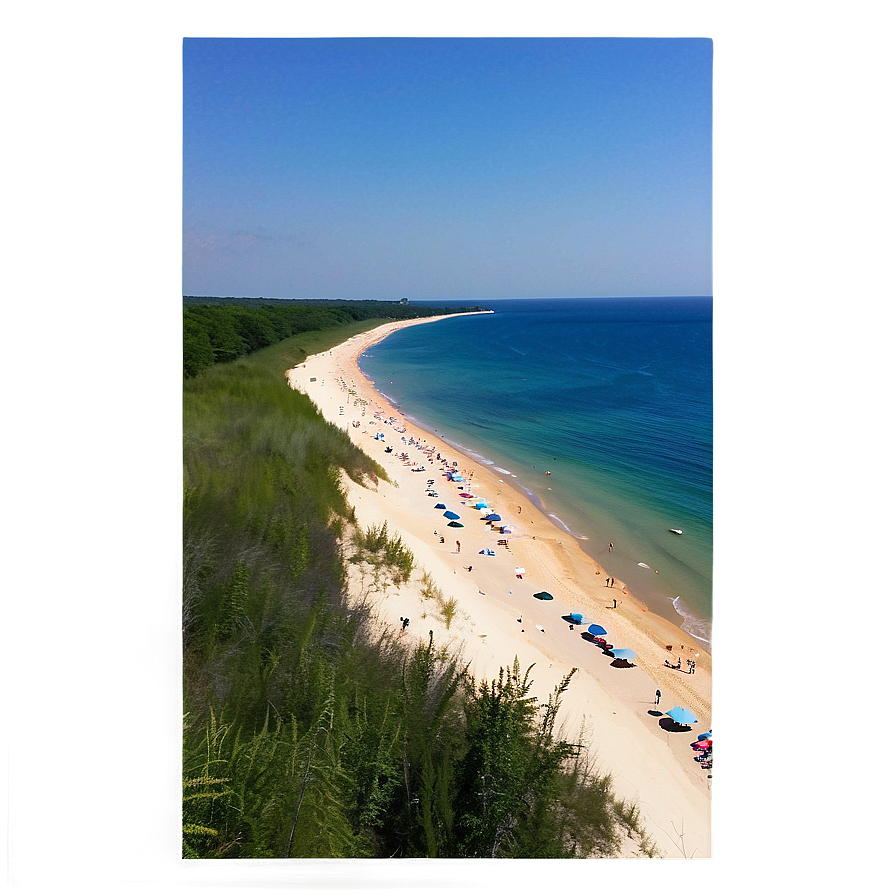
[183,315,215,377]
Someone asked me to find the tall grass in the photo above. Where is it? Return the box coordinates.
[183,316,651,859]
[352,521,415,585]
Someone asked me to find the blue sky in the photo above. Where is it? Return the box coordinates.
[183,38,712,300]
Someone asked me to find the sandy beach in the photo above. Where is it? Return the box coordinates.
[287,313,713,858]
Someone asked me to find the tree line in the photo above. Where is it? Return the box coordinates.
[182,311,654,858]
[183,298,486,379]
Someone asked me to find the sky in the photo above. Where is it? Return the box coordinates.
[183,37,712,300]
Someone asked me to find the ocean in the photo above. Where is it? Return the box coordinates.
[358,297,712,648]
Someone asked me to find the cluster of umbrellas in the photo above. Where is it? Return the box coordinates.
[549,618,639,667]
[434,481,503,531]
[691,732,712,771]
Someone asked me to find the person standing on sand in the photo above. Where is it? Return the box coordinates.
[456,540,461,553]
[606,577,610,587]
[655,689,661,706]
[609,542,614,552]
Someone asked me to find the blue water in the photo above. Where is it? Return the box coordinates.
[358,297,712,647]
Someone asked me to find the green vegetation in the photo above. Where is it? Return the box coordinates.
[419,571,460,630]
[183,302,653,858]
[183,297,488,379]
[352,521,415,586]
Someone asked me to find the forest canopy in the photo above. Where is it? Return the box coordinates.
[182,298,487,378]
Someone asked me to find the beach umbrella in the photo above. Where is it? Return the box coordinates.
[697,731,712,741]
[568,613,584,624]
[459,492,474,498]
[587,623,608,637]
[533,591,554,601]
[665,706,698,725]
[473,501,488,509]
[692,740,712,750]
[514,567,526,575]
[443,511,460,520]
[610,648,636,660]
[485,513,501,521]
[434,503,446,509]
[447,521,464,528]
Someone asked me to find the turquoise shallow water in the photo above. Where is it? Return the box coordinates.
[358,297,712,647]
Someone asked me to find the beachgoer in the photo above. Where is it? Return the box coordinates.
[456,540,461,553]
[613,598,617,608]
[611,577,615,587]
[655,689,661,706]
[609,542,614,552]
[606,577,610,587]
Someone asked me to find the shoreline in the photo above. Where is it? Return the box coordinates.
[357,313,713,650]
[288,312,712,857]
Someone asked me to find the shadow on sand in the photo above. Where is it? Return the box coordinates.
[658,718,693,733]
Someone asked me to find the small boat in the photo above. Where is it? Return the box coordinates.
[637,562,651,569]
[669,528,683,535]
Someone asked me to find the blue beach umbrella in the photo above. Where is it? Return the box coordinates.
[569,613,584,625]
[443,511,461,520]
[587,623,608,637]
[610,648,636,660]
[434,503,446,509]
[485,513,502,521]
[666,706,698,725]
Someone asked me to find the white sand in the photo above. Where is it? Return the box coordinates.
[288,314,712,857]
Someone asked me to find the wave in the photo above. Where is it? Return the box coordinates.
[547,514,589,540]
[671,595,712,650]
[520,487,544,511]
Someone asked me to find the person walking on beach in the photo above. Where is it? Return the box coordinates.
[606,577,610,587]
[608,542,614,552]
[655,689,661,706]
[456,540,461,553]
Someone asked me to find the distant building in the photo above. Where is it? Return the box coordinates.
[399,297,409,304]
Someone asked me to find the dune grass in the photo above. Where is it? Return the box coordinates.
[182,313,654,859]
